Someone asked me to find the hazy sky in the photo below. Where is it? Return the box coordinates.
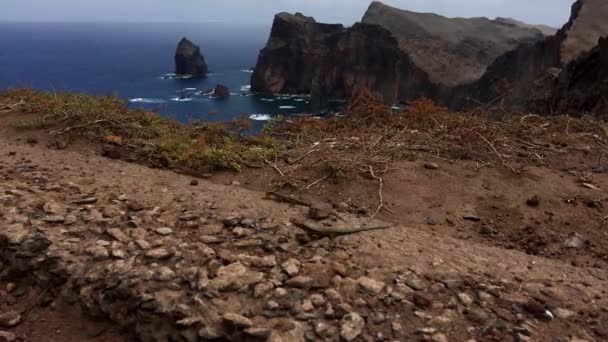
[2,0,575,27]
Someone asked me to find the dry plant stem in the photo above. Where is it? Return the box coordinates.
[306,174,330,189]
[475,131,518,173]
[369,165,386,218]
[49,119,111,135]
[289,149,319,165]
[264,159,285,177]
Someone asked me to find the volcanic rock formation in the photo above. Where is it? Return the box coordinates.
[251,2,548,105]
[175,37,208,77]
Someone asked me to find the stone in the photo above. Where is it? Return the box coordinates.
[244,327,271,338]
[313,320,337,339]
[0,331,16,342]
[238,254,277,267]
[73,196,97,204]
[190,179,199,186]
[212,84,231,98]
[4,223,28,244]
[285,276,313,288]
[223,313,254,328]
[458,293,474,306]
[391,322,403,337]
[254,282,274,298]
[309,294,326,307]
[424,162,439,170]
[526,195,540,207]
[0,311,21,328]
[281,258,301,276]
[43,200,62,214]
[405,275,427,291]
[106,228,130,242]
[210,262,264,292]
[300,299,315,312]
[309,201,333,220]
[357,276,385,294]
[432,333,449,342]
[564,234,585,249]
[145,248,172,259]
[551,307,576,319]
[155,266,176,281]
[413,292,433,308]
[155,227,173,236]
[87,245,109,260]
[340,312,365,341]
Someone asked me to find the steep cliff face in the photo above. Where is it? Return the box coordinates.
[251,2,547,106]
[362,1,548,86]
[175,38,208,77]
[548,37,608,115]
[250,13,344,94]
[453,0,608,111]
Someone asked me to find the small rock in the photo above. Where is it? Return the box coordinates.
[155,266,176,281]
[405,275,427,291]
[551,307,576,319]
[0,330,16,342]
[432,333,449,342]
[526,195,540,207]
[463,213,481,222]
[300,300,315,312]
[309,201,333,220]
[357,276,385,294]
[254,282,274,298]
[285,276,313,288]
[413,293,433,308]
[244,327,271,338]
[190,179,199,186]
[145,248,172,259]
[223,313,253,328]
[155,227,173,236]
[281,258,301,276]
[309,294,326,307]
[457,293,474,306]
[0,311,21,328]
[340,312,365,341]
[564,234,585,249]
[4,223,29,244]
[73,196,97,205]
[391,322,403,337]
[424,162,439,170]
[106,228,130,242]
[313,320,337,339]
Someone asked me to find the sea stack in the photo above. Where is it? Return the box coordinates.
[175,37,208,77]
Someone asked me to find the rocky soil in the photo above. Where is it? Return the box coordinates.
[1,129,607,342]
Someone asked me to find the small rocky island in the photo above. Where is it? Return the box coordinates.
[175,37,208,77]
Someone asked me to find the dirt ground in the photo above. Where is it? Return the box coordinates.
[0,116,607,341]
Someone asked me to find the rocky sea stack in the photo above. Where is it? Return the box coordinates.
[175,37,208,77]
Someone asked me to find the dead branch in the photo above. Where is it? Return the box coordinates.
[475,131,518,173]
[49,119,111,135]
[306,174,330,189]
[264,159,285,177]
[288,149,319,165]
[369,165,387,217]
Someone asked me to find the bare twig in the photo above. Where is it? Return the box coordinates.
[475,131,518,173]
[264,159,285,177]
[306,174,330,189]
[288,149,319,165]
[369,165,386,217]
[49,119,110,135]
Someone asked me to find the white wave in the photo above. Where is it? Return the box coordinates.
[249,114,272,121]
[260,98,275,102]
[279,105,297,109]
[183,88,197,91]
[293,98,306,102]
[241,69,254,73]
[170,97,193,102]
[129,98,166,104]
[240,85,251,91]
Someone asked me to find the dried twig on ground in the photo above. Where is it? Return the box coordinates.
[288,149,319,165]
[264,159,285,177]
[369,165,386,217]
[475,131,518,173]
[49,119,111,135]
[306,174,330,189]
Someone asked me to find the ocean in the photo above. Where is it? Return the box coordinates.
[0,22,313,129]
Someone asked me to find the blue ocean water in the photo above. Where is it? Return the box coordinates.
[0,22,312,128]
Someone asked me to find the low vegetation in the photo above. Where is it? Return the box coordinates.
[1,89,278,172]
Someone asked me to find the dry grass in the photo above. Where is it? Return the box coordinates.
[1,88,278,172]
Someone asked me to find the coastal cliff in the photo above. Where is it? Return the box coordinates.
[175,37,208,77]
[251,2,547,105]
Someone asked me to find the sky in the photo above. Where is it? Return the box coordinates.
[1,0,575,27]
